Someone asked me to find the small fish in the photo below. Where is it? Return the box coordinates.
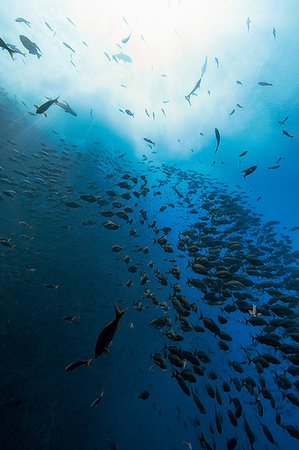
[215,57,219,67]
[56,101,77,116]
[82,41,88,47]
[104,52,111,61]
[145,108,150,117]
[268,165,280,170]
[65,359,92,371]
[229,109,235,117]
[125,109,134,117]
[0,37,18,59]
[236,80,243,85]
[215,128,220,153]
[90,390,104,408]
[45,22,54,32]
[143,138,155,145]
[113,52,132,63]
[282,130,294,139]
[63,42,75,53]
[273,27,276,39]
[257,196,262,201]
[278,116,288,125]
[94,304,128,358]
[66,17,76,26]
[186,78,201,104]
[122,33,132,44]
[161,108,166,117]
[44,283,59,290]
[201,56,208,78]
[258,81,273,86]
[246,17,251,32]
[242,165,257,178]
[15,17,30,27]
[239,150,248,157]
[236,104,243,109]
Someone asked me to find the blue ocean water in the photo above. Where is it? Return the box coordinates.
[0,1,298,449]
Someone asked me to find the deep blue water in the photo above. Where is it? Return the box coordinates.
[1,2,299,449]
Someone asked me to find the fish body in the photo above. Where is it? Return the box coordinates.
[19,35,41,58]
[186,78,201,102]
[125,109,134,117]
[0,37,18,59]
[15,17,30,27]
[113,52,132,63]
[65,359,92,371]
[94,304,128,357]
[242,165,257,178]
[35,98,59,115]
[122,33,132,44]
[63,42,75,52]
[215,128,220,153]
[279,116,288,125]
[90,390,104,408]
[282,130,294,139]
[258,81,273,86]
[56,101,77,116]
[273,27,276,39]
[246,17,251,32]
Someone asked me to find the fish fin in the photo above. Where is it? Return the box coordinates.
[8,49,17,60]
[115,304,128,319]
[33,105,38,109]
[85,358,93,367]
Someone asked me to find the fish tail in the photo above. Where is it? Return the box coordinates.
[8,49,17,60]
[85,358,93,367]
[54,285,59,290]
[115,303,128,319]
[291,135,294,139]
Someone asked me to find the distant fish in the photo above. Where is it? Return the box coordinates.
[6,43,25,57]
[119,109,125,114]
[185,78,201,104]
[104,52,111,61]
[215,57,219,67]
[246,17,251,33]
[65,359,92,371]
[236,80,243,85]
[125,109,134,117]
[201,56,208,78]
[268,165,280,170]
[15,17,30,27]
[242,165,257,178]
[56,100,77,116]
[282,130,294,139]
[239,150,248,157]
[278,116,288,126]
[236,104,243,109]
[273,27,276,39]
[145,109,150,117]
[258,81,273,86]
[63,42,75,53]
[144,138,155,145]
[90,390,104,408]
[153,112,155,120]
[215,128,220,153]
[113,52,132,63]
[141,35,146,43]
[123,17,129,27]
[94,304,128,358]
[0,38,18,59]
[122,33,132,44]
[82,41,88,47]
[162,100,169,104]
[257,196,262,201]
[161,108,166,117]
[19,35,41,58]
[90,109,93,117]
[66,17,76,27]
[229,109,235,117]
[45,22,54,32]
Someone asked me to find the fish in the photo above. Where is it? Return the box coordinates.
[246,17,251,32]
[19,35,41,58]
[113,52,132,63]
[229,109,235,117]
[138,390,149,399]
[215,57,219,67]
[273,27,276,39]
[104,52,111,61]
[94,304,128,357]
[239,150,248,157]
[268,165,280,170]
[6,44,26,56]
[63,42,75,53]
[241,165,257,178]
[236,80,243,85]
[90,390,104,408]
[282,130,294,139]
[143,138,155,146]
[0,37,18,59]
[258,81,273,86]
[65,359,92,371]
[145,109,150,117]
[236,104,243,109]
[15,17,30,27]
[66,17,76,26]
[122,33,132,44]
[279,116,288,125]
[201,56,208,77]
[34,98,59,116]
[45,22,54,32]
[185,78,201,104]
[215,128,220,153]
[56,101,77,116]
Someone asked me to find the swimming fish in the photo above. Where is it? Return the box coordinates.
[45,22,54,32]
[229,109,235,117]
[122,33,132,44]
[185,78,201,104]
[144,138,155,146]
[0,38,18,59]
[258,81,273,86]
[94,304,128,358]
[125,109,134,117]
[15,17,30,27]
[201,56,208,78]
[236,80,243,86]
[273,28,276,39]
[34,98,59,116]
[63,42,75,53]
[65,359,92,371]
[56,101,77,116]
[279,116,288,126]
[113,52,132,63]
[215,57,219,67]
[239,150,248,157]
[282,130,294,139]
[215,128,220,153]
[242,165,257,178]
[268,165,280,170]
[19,35,41,58]
[246,17,251,32]
[90,390,104,408]
[66,17,76,26]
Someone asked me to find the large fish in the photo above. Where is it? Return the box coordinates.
[19,35,41,58]
[94,304,128,357]
[34,97,59,116]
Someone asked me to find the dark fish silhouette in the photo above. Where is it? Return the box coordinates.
[65,359,92,371]
[215,128,220,153]
[242,165,257,178]
[19,35,41,58]
[34,98,59,116]
[0,37,18,59]
[94,304,128,358]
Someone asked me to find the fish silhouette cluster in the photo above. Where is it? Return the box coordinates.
[0,92,298,449]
